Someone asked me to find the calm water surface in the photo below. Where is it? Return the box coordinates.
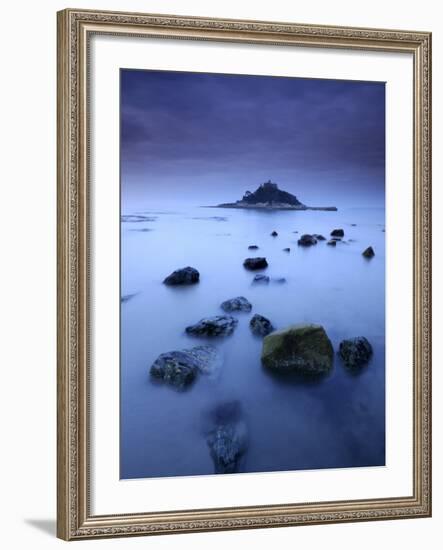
[120,205,385,479]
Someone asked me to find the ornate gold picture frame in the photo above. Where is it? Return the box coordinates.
[57,8,431,540]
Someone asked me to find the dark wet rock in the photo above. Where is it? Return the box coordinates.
[351,223,357,227]
[248,245,259,250]
[362,246,375,258]
[327,240,337,246]
[243,257,268,270]
[273,277,287,284]
[121,293,137,303]
[271,231,278,237]
[331,229,345,237]
[121,214,157,222]
[261,323,333,375]
[250,314,274,336]
[253,274,270,284]
[150,345,221,389]
[206,401,247,474]
[339,337,373,369]
[313,234,326,241]
[221,296,252,312]
[283,247,291,252]
[163,266,200,285]
[185,315,238,337]
[298,234,317,246]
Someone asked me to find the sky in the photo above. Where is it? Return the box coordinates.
[121,69,385,209]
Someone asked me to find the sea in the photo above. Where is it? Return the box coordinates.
[120,204,385,479]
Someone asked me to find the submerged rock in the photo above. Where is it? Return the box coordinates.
[221,296,252,312]
[271,231,278,237]
[250,314,274,336]
[243,257,268,270]
[339,337,373,369]
[313,234,326,241]
[121,293,137,303]
[248,245,259,250]
[283,247,291,252]
[362,246,375,258]
[273,277,287,284]
[206,401,247,474]
[327,240,337,246]
[297,234,317,246]
[261,323,334,375]
[150,345,221,388]
[253,274,270,284]
[163,266,200,285]
[331,229,345,237]
[186,315,238,337]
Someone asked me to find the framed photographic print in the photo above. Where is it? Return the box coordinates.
[57,8,432,540]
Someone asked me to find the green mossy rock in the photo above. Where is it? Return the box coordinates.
[261,324,333,375]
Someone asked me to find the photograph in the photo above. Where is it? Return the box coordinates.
[119,69,386,480]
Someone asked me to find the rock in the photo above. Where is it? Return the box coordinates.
[243,257,268,270]
[313,234,326,241]
[206,401,247,474]
[248,245,259,250]
[121,293,137,303]
[150,345,221,388]
[186,315,238,337]
[339,337,373,369]
[271,230,278,237]
[221,296,252,312]
[331,237,342,241]
[273,277,287,284]
[327,240,337,246]
[261,323,334,375]
[297,234,317,246]
[351,223,357,226]
[362,246,375,258]
[250,314,274,336]
[283,247,290,252]
[253,274,270,284]
[331,229,345,237]
[163,266,200,285]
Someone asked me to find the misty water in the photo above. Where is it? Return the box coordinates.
[120,205,385,479]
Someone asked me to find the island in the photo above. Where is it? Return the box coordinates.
[211,180,337,211]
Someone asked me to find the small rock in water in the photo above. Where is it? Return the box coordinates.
[297,234,317,246]
[250,314,274,336]
[121,293,137,303]
[283,247,291,252]
[186,315,238,337]
[253,274,270,284]
[243,257,268,270]
[261,323,334,375]
[313,234,326,241]
[339,337,373,369]
[163,266,200,285]
[248,245,259,250]
[351,223,357,227]
[221,296,252,312]
[327,240,337,246]
[331,229,345,237]
[362,246,375,258]
[150,345,221,389]
[206,401,247,474]
[273,277,287,284]
[271,231,278,237]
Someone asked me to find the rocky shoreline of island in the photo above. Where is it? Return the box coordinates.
[207,180,337,211]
